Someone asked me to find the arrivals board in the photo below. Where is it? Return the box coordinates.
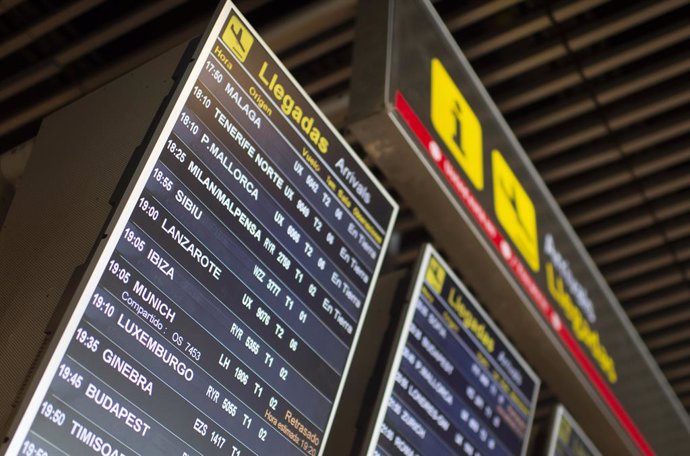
[365,245,539,456]
[546,406,601,456]
[3,2,397,455]
[348,0,690,453]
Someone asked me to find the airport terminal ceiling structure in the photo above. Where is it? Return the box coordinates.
[1,0,690,438]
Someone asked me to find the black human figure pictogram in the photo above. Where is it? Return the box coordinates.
[501,178,530,237]
[452,100,465,156]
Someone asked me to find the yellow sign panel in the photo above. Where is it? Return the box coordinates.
[492,150,540,272]
[222,15,254,62]
[425,255,446,294]
[430,58,484,190]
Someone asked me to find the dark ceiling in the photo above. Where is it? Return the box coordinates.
[1,0,689,441]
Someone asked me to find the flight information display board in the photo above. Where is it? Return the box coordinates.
[3,2,397,455]
[365,245,539,456]
[546,406,601,456]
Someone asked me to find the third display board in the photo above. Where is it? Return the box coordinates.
[546,406,601,456]
[364,245,539,456]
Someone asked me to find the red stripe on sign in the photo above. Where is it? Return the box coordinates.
[394,90,654,456]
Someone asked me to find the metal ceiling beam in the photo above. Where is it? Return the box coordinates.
[0,8,203,136]
[281,29,354,69]
[0,0,188,104]
[538,141,619,183]
[481,0,689,87]
[527,122,607,161]
[302,66,351,96]
[606,239,690,284]
[0,0,352,136]
[463,12,553,60]
[635,305,690,336]
[512,97,595,137]
[654,344,690,365]
[0,0,26,15]
[0,0,106,59]
[511,48,690,138]
[614,266,687,301]
[674,379,690,395]
[444,0,523,32]
[569,0,689,50]
[605,250,678,286]
[627,284,690,319]
[260,0,356,54]
[567,190,644,227]
[648,326,690,353]
[579,194,690,247]
[497,22,690,113]
[523,80,690,162]
[553,147,690,206]
[462,0,610,60]
[564,154,690,228]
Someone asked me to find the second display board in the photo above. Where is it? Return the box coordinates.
[364,245,540,456]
